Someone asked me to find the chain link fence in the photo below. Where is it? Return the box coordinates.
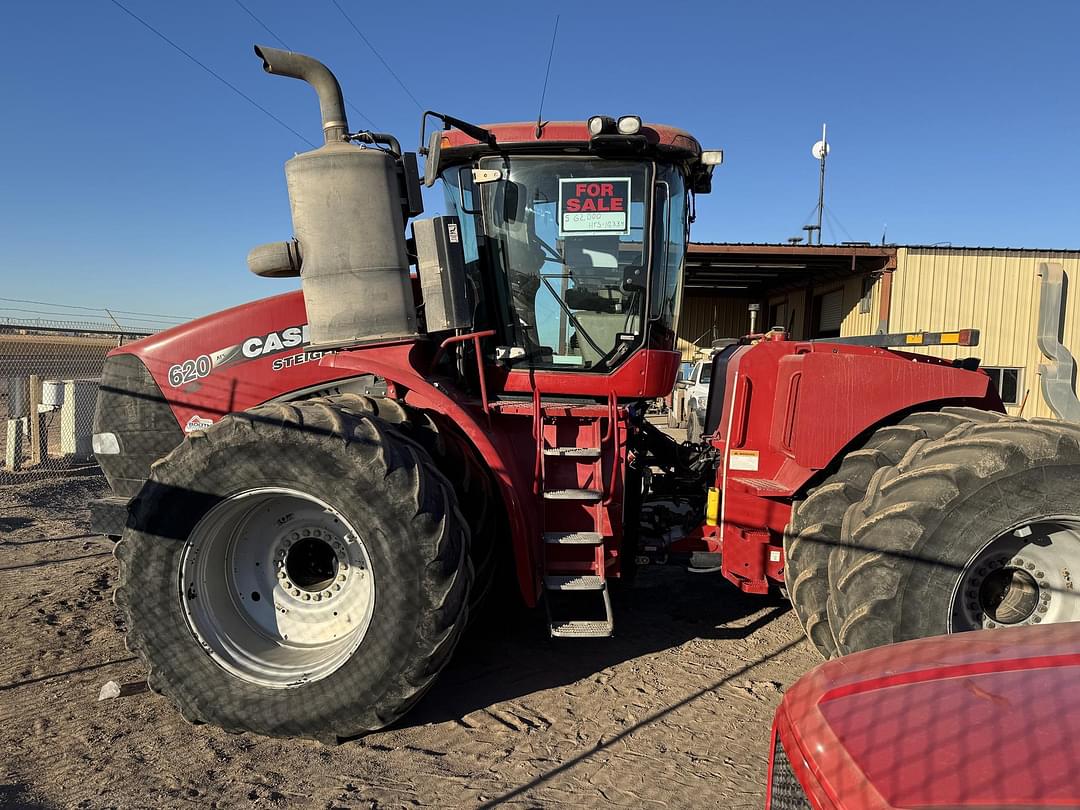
[0,325,149,485]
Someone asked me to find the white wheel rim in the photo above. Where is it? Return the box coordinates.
[951,516,1080,632]
[179,487,375,688]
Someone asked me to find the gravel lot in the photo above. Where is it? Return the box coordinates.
[1,456,817,809]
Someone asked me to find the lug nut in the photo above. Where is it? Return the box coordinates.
[333,584,341,592]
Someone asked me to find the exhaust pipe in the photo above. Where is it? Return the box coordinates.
[248,44,417,349]
[253,45,348,144]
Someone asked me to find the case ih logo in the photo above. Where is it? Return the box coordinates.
[242,325,309,359]
[559,177,630,236]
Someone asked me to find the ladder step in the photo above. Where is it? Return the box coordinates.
[550,620,613,638]
[543,447,602,459]
[544,531,604,546]
[543,488,603,502]
[544,575,606,591]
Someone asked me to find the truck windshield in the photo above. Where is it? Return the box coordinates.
[475,157,653,370]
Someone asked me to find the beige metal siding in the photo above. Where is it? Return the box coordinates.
[840,274,880,337]
[767,289,807,338]
[676,296,753,358]
[887,248,1080,418]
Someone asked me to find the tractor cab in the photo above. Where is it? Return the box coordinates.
[423,116,720,394]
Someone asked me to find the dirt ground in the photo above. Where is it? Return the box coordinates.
[0,460,817,809]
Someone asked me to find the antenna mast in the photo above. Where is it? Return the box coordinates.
[810,124,829,245]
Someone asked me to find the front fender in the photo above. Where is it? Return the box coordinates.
[318,344,539,606]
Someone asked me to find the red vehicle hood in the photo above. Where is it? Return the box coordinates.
[777,622,1080,809]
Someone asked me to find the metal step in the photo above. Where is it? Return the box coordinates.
[544,574,606,591]
[543,488,603,502]
[543,447,602,459]
[550,619,613,638]
[544,531,604,546]
[545,577,614,638]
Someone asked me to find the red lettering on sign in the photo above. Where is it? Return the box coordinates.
[575,183,588,196]
[601,183,614,196]
[566,199,580,212]
[611,198,624,211]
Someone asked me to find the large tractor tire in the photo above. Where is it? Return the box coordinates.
[783,409,999,658]
[317,393,498,608]
[114,398,471,741]
[827,414,1080,656]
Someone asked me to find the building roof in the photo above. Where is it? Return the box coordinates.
[692,241,1080,254]
[684,243,894,296]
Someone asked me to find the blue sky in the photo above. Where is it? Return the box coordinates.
[3,1,1080,326]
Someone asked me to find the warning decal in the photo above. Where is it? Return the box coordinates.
[729,449,760,472]
[558,177,631,236]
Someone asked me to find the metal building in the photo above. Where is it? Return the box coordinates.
[679,243,1080,418]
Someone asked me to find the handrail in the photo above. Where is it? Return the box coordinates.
[429,329,496,414]
[532,387,544,495]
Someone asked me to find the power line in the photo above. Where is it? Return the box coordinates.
[232,0,288,49]
[328,0,423,111]
[0,296,190,321]
[106,0,317,148]
[230,0,378,129]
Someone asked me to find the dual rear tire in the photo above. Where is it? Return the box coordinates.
[785,408,1080,658]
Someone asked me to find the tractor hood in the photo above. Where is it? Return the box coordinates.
[776,622,1080,809]
[104,290,390,435]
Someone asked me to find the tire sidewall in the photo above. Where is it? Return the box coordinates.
[123,418,461,738]
[898,463,1080,640]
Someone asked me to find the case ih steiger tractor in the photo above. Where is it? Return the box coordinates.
[91,47,1080,741]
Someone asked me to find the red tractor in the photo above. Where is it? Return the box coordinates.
[766,622,1080,809]
[91,47,1080,741]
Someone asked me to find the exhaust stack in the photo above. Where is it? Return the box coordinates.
[247,45,416,350]
[253,45,348,144]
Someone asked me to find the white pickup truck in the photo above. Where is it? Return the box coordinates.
[668,358,712,441]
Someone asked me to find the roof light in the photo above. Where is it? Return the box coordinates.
[616,115,641,135]
[700,150,724,166]
[588,115,613,136]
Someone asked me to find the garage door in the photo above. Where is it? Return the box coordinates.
[818,289,843,333]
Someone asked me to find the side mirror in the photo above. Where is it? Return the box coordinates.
[423,130,442,187]
[493,179,525,226]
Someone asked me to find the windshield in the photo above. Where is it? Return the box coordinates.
[441,155,690,372]
[479,157,651,369]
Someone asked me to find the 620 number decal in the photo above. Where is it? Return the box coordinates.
[168,355,212,388]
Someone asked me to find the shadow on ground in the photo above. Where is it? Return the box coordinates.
[402,564,791,727]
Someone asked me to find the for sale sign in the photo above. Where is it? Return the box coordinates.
[558,177,631,236]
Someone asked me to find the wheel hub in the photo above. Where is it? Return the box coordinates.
[179,488,375,688]
[977,566,1039,624]
[951,518,1080,632]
